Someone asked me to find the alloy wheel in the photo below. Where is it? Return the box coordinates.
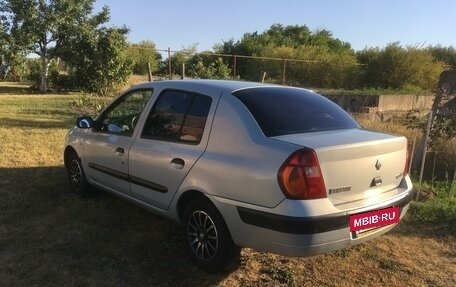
[69,159,82,192]
[187,210,219,260]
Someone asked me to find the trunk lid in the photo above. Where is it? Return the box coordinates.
[272,128,408,208]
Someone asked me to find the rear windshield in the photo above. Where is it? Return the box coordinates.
[232,87,360,137]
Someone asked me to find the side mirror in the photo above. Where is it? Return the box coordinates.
[76,116,94,129]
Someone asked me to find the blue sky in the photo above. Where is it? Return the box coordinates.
[94,0,456,52]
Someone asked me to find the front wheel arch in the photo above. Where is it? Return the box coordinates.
[64,146,78,169]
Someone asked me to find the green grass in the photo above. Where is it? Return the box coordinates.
[405,182,456,236]
[1,82,455,286]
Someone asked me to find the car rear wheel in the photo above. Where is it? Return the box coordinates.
[182,198,240,273]
[66,152,91,196]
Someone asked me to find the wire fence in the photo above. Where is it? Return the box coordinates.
[154,47,360,85]
[412,110,456,198]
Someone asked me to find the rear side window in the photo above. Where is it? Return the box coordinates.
[141,90,212,144]
[233,87,360,137]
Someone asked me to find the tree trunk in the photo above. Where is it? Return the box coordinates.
[40,56,50,93]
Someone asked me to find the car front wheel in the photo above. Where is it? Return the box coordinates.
[182,198,240,273]
[66,152,91,196]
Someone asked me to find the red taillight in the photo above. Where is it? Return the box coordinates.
[278,148,327,200]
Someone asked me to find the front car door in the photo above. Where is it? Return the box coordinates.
[128,89,214,210]
[82,89,153,194]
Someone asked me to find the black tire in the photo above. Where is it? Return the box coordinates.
[182,198,240,273]
[66,152,91,196]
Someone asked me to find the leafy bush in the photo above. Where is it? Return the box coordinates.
[127,41,161,75]
[188,56,231,79]
[357,43,444,91]
[70,95,108,117]
[427,45,456,69]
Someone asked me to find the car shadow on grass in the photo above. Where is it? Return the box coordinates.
[0,166,231,286]
[0,83,33,95]
[0,117,75,129]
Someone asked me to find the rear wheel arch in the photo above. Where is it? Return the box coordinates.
[177,190,210,221]
[176,190,237,243]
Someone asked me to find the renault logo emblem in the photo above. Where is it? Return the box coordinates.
[375,159,382,170]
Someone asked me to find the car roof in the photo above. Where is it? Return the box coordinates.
[130,79,285,94]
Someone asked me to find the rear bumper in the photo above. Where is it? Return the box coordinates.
[237,190,414,235]
[210,177,413,257]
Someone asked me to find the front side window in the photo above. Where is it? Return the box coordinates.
[98,89,153,136]
[141,90,212,144]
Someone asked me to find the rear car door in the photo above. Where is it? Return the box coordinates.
[128,89,213,210]
[82,89,153,194]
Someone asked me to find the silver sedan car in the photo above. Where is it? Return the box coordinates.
[64,80,413,273]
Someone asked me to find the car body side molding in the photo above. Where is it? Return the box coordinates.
[129,175,168,193]
[88,162,129,181]
[88,162,168,193]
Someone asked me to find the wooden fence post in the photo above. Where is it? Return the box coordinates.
[417,111,433,201]
[147,62,152,82]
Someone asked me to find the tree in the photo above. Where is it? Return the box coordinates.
[62,26,132,96]
[0,5,12,78]
[214,24,357,87]
[127,40,161,75]
[0,8,7,54]
[357,43,444,91]
[427,45,456,69]
[0,0,110,92]
[0,16,26,80]
[291,46,359,88]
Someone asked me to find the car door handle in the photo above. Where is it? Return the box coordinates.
[170,158,185,169]
[115,147,125,156]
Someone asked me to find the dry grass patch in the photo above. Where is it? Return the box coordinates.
[217,232,455,287]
